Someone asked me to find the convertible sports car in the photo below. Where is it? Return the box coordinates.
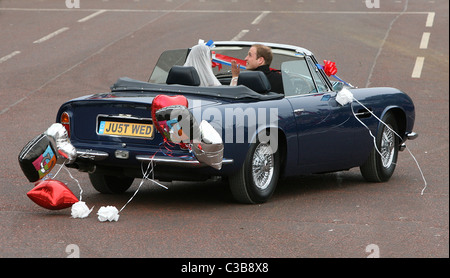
[55,41,417,204]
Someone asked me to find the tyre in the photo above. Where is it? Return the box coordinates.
[229,135,280,204]
[89,172,134,194]
[360,112,399,182]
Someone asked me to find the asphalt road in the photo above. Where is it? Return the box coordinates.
[0,0,448,259]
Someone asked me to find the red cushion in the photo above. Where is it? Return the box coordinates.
[27,179,78,210]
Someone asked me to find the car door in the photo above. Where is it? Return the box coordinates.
[282,58,355,174]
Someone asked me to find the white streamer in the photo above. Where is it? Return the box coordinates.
[97,156,169,222]
[350,102,383,158]
[343,91,427,195]
[50,159,93,218]
[51,160,84,201]
[119,159,168,213]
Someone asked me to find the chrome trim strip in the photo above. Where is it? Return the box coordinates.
[76,149,109,161]
[136,155,233,168]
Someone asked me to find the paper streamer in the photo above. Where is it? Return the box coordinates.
[97,156,168,222]
[212,53,246,70]
[51,161,94,218]
[335,89,428,194]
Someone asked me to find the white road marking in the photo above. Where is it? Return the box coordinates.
[411,57,425,78]
[419,32,430,49]
[0,5,183,116]
[426,12,435,27]
[0,51,21,64]
[0,8,434,16]
[231,29,249,41]
[252,11,270,25]
[78,9,106,23]
[33,27,69,44]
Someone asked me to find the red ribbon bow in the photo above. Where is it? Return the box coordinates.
[323,60,337,76]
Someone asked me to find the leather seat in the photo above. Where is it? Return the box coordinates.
[166,66,201,86]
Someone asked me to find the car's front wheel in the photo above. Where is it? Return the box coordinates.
[229,136,280,204]
[89,173,134,194]
[360,112,399,182]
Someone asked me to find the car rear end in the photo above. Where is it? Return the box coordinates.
[56,93,223,182]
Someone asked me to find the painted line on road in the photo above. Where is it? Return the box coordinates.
[0,5,183,117]
[419,32,430,49]
[0,51,21,64]
[33,27,69,44]
[231,29,249,41]
[426,12,435,27]
[0,7,434,15]
[252,11,270,25]
[411,57,425,78]
[78,9,106,23]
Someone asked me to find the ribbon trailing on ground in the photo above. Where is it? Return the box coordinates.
[97,151,168,222]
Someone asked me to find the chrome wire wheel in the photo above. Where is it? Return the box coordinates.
[360,112,399,183]
[251,143,274,190]
[229,133,280,204]
[381,124,395,168]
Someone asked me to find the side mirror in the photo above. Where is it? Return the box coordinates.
[332,81,344,92]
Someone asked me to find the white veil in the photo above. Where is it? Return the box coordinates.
[184,44,221,87]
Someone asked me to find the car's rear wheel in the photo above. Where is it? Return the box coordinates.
[229,136,280,204]
[360,112,399,182]
[89,173,134,194]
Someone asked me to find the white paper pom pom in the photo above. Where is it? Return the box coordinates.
[97,206,120,222]
[71,201,93,219]
[336,88,354,106]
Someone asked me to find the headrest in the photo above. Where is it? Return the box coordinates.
[237,71,271,94]
[166,66,200,86]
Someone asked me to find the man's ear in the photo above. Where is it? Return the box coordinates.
[258,57,265,66]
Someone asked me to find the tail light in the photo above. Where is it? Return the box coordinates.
[60,112,70,138]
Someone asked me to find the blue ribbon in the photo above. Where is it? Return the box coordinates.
[316,64,351,87]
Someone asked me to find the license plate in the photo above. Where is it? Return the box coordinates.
[98,121,154,139]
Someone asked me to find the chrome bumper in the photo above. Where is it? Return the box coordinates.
[76,149,233,168]
[406,132,418,140]
[76,149,109,161]
[136,155,233,168]
[400,132,418,151]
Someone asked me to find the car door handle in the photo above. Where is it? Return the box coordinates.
[294,108,304,115]
[355,108,372,118]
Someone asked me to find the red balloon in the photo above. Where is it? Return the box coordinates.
[323,60,338,76]
[27,179,78,210]
[151,94,188,142]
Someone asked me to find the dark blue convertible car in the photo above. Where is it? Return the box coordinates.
[56,41,417,204]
